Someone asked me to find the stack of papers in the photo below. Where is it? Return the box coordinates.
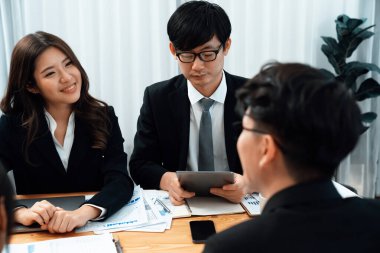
[143,190,192,218]
[76,186,172,234]
[144,190,245,217]
[76,187,246,234]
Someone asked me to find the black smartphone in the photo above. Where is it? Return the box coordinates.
[189,220,216,244]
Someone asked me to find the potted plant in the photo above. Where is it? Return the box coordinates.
[320,14,380,131]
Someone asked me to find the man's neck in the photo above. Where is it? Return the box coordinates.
[260,165,298,199]
[45,105,73,123]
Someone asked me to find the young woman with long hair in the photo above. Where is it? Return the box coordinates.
[0,31,133,233]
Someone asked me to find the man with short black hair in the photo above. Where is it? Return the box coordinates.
[203,62,380,252]
[130,1,248,205]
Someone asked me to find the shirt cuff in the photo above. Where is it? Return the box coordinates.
[83,204,107,220]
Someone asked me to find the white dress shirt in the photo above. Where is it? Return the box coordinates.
[186,72,229,172]
[44,110,106,219]
[44,110,75,171]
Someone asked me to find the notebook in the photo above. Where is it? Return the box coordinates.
[13,195,86,233]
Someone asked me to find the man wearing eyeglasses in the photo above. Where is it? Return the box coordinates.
[203,63,380,252]
[130,1,248,205]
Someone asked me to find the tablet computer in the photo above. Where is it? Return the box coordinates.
[177,171,235,196]
[13,195,85,233]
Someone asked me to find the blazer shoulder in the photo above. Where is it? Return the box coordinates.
[225,71,248,83]
[224,71,248,92]
[146,74,186,95]
[106,105,116,116]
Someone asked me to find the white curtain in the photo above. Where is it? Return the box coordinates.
[1,0,179,157]
[0,0,25,97]
[1,0,378,197]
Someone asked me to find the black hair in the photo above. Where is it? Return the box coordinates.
[167,0,231,51]
[0,161,14,241]
[236,62,362,181]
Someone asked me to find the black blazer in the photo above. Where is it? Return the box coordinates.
[0,106,133,218]
[204,180,380,253]
[129,71,248,189]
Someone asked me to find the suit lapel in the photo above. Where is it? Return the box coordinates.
[67,116,89,173]
[169,76,190,169]
[33,112,67,175]
[224,72,240,172]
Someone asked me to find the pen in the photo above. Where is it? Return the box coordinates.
[113,238,123,253]
[154,198,172,213]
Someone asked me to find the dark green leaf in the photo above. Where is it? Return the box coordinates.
[321,44,341,74]
[336,14,349,26]
[355,78,380,101]
[336,15,350,40]
[341,62,380,90]
[319,68,335,79]
[346,37,364,58]
[347,18,366,32]
[352,27,374,39]
[339,25,374,57]
[321,36,340,51]
[361,112,377,124]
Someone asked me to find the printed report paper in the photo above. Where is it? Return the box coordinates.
[5,234,116,253]
[76,185,148,233]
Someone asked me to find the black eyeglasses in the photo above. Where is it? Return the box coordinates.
[176,44,223,63]
[233,121,269,135]
[233,120,288,154]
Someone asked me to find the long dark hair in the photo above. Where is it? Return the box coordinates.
[0,31,110,160]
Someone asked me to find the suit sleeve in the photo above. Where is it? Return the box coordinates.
[0,115,15,173]
[85,107,134,218]
[129,88,168,189]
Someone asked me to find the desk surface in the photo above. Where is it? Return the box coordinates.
[10,193,251,253]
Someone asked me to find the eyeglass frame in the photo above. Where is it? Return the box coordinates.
[234,115,288,153]
[175,44,223,63]
[233,121,269,135]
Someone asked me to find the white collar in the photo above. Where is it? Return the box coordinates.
[44,109,75,142]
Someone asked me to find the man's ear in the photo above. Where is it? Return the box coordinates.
[223,38,231,56]
[26,83,40,94]
[169,42,177,58]
[258,135,277,169]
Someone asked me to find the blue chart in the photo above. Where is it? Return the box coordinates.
[241,193,261,216]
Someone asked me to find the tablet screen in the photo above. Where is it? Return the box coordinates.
[177,171,234,196]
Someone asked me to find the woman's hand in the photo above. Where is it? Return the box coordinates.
[43,205,101,233]
[14,200,57,226]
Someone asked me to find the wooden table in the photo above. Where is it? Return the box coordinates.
[10,193,251,253]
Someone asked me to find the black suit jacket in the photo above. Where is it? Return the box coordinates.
[204,180,380,253]
[0,106,133,218]
[129,71,247,189]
